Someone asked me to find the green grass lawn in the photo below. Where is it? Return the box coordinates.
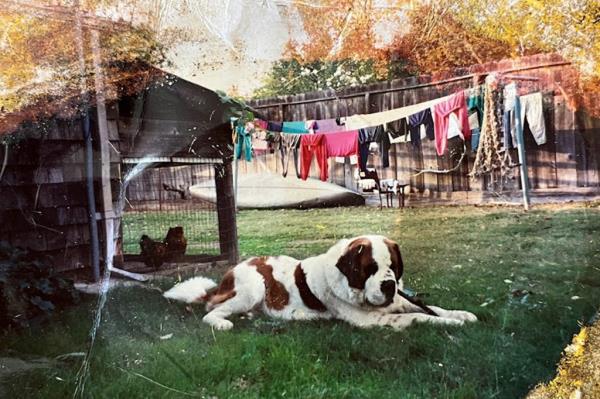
[2,204,600,398]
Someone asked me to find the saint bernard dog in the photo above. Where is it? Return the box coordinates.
[163,235,477,331]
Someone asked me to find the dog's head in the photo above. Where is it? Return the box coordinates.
[326,235,404,308]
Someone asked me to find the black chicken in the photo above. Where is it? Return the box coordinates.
[139,234,167,269]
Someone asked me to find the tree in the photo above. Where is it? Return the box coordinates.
[253,0,415,98]
[285,0,411,64]
[0,0,169,128]
[448,0,600,113]
[450,0,600,77]
[253,58,412,98]
[388,3,520,75]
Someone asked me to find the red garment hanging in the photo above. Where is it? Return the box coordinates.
[300,134,328,181]
[433,91,470,156]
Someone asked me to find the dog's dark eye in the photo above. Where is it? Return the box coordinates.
[364,262,378,277]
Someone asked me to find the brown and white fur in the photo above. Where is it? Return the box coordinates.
[163,235,477,331]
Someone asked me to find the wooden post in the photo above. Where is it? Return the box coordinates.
[514,96,531,210]
[389,88,399,181]
[91,29,117,268]
[234,152,239,211]
[158,168,164,211]
[232,120,240,211]
[215,161,239,264]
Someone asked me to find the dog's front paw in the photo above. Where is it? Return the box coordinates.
[449,310,477,322]
[213,319,234,330]
[441,317,464,327]
[203,315,234,330]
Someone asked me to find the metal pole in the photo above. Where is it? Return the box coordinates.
[514,96,530,210]
[83,114,101,282]
[74,1,100,282]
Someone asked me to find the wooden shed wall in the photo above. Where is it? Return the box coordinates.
[247,54,600,197]
[0,103,122,272]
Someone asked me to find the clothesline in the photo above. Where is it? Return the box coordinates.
[252,91,462,133]
[342,92,457,130]
[233,82,546,184]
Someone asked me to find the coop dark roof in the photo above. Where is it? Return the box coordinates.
[0,63,257,159]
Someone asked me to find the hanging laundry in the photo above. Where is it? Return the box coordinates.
[502,83,518,149]
[267,121,283,132]
[358,125,389,172]
[467,88,484,152]
[300,134,328,181]
[387,118,410,144]
[408,108,435,147]
[277,133,302,178]
[471,130,481,152]
[254,119,268,130]
[282,121,309,134]
[471,78,511,177]
[315,118,347,133]
[253,129,270,154]
[469,112,481,151]
[325,130,359,157]
[467,88,484,127]
[344,92,456,130]
[519,92,547,145]
[502,112,515,149]
[235,123,253,161]
[468,111,480,130]
[446,113,464,140]
[433,91,470,156]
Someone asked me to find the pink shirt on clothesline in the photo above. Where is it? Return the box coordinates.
[324,131,359,157]
[433,91,470,156]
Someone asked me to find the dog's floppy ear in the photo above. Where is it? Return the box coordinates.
[327,238,350,258]
[335,238,377,289]
[384,239,404,281]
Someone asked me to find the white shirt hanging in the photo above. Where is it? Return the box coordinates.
[446,112,464,140]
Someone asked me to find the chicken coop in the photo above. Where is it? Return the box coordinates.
[0,65,247,280]
[120,162,223,263]
[116,72,243,269]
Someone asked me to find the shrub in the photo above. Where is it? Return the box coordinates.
[0,241,79,330]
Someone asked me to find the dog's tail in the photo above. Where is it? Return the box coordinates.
[163,276,217,303]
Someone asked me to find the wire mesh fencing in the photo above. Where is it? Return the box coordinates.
[121,163,221,261]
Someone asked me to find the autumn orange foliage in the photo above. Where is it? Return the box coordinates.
[284,0,411,70]
[281,0,600,116]
[388,4,526,75]
[0,2,165,135]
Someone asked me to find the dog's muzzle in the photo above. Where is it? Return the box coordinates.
[366,280,396,307]
[380,280,396,299]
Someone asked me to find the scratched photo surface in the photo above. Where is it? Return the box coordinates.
[1,1,600,398]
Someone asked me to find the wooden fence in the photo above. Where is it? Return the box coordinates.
[247,54,600,202]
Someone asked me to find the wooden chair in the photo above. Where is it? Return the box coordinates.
[380,178,410,208]
[356,169,394,209]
